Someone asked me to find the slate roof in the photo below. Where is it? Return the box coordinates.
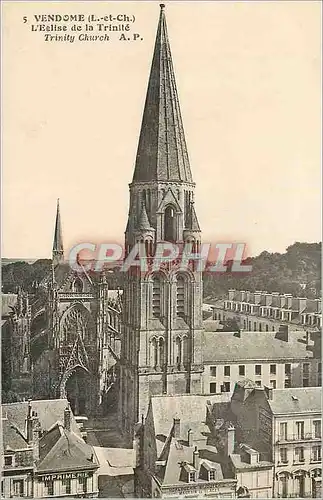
[203,330,314,363]
[268,387,321,415]
[93,446,135,477]
[2,418,28,451]
[151,394,231,438]
[132,5,193,184]
[37,423,98,473]
[158,438,224,486]
[2,399,81,438]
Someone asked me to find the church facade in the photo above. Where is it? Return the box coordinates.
[3,199,122,416]
[119,4,205,435]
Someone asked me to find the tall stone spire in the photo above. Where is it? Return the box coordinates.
[132,4,193,184]
[52,198,64,266]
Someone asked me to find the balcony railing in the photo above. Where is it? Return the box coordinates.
[276,433,321,443]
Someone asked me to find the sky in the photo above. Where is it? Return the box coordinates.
[2,0,321,259]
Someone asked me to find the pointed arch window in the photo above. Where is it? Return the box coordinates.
[152,275,161,318]
[73,277,84,293]
[164,205,176,242]
[159,338,165,368]
[175,337,182,368]
[151,338,158,367]
[182,336,189,367]
[176,274,185,317]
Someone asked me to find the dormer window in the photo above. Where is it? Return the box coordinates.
[4,456,13,466]
[209,470,216,481]
[188,472,196,482]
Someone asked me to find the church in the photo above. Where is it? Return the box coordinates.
[119,3,205,434]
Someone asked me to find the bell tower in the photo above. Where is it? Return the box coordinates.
[120,4,204,435]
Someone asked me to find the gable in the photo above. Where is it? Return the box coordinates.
[156,187,182,214]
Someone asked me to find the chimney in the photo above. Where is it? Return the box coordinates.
[277,324,289,342]
[193,446,199,469]
[64,406,71,431]
[265,386,273,400]
[173,417,180,439]
[226,423,235,456]
[188,429,193,447]
[26,403,33,444]
[32,414,40,462]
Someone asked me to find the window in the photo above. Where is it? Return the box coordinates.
[210,366,217,377]
[280,422,288,441]
[255,365,262,375]
[270,364,276,375]
[265,324,269,331]
[255,380,261,387]
[62,478,71,495]
[176,275,185,317]
[152,276,161,318]
[313,420,321,438]
[224,366,230,377]
[164,205,176,242]
[4,456,12,466]
[270,380,276,389]
[45,480,54,496]
[221,382,230,392]
[302,377,309,387]
[303,363,310,376]
[318,363,322,385]
[279,448,288,464]
[13,480,24,497]
[285,364,291,375]
[209,470,216,481]
[72,277,83,293]
[210,383,217,394]
[295,447,305,462]
[188,472,196,482]
[284,378,291,388]
[312,446,322,462]
[239,365,245,376]
[296,421,305,440]
[78,476,87,493]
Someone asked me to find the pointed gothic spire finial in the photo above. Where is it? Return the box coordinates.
[132,3,193,184]
[52,198,64,266]
[137,202,154,231]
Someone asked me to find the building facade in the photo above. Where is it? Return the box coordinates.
[119,4,204,435]
[1,399,99,498]
[212,290,322,332]
[231,382,322,498]
[202,329,321,394]
[2,200,122,416]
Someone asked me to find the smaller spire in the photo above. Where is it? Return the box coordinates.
[186,201,201,232]
[137,202,154,231]
[52,198,64,266]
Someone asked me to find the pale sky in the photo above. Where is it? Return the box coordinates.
[2,1,321,259]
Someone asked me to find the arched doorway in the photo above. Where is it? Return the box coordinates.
[65,367,91,416]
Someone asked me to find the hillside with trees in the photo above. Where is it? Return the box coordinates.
[203,242,321,301]
[1,242,321,299]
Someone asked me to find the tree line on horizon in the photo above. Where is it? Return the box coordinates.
[1,242,321,300]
